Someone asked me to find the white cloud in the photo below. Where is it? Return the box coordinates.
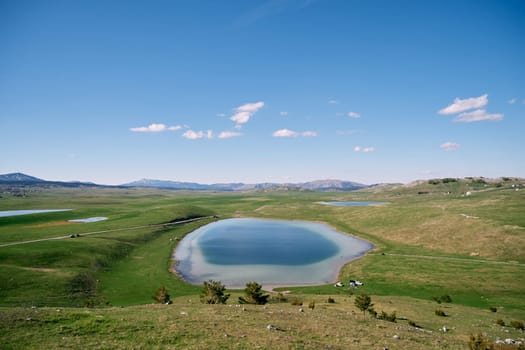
[280,111,288,116]
[130,123,182,132]
[453,109,503,122]
[230,101,264,128]
[218,131,242,139]
[348,111,361,119]
[272,129,317,138]
[217,113,226,117]
[438,94,488,115]
[354,146,375,153]
[508,98,516,105]
[440,142,461,151]
[182,130,213,140]
[301,131,317,137]
[337,130,363,136]
[328,99,338,104]
[273,129,298,137]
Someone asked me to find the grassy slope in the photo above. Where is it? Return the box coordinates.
[1,181,524,347]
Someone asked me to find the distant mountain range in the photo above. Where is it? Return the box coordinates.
[0,173,368,192]
[122,178,368,191]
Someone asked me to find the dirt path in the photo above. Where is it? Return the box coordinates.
[0,216,214,248]
[382,252,525,267]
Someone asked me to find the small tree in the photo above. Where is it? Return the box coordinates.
[238,281,269,305]
[200,280,230,304]
[153,286,171,304]
[354,294,374,317]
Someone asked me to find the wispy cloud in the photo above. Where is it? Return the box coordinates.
[130,123,182,132]
[438,94,488,115]
[354,146,375,153]
[508,98,516,105]
[272,129,317,137]
[328,99,338,104]
[440,141,461,151]
[182,130,213,140]
[216,113,226,117]
[218,131,242,139]
[336,130,363,136]
[453,109,503,122]
[230,101,264,129]
[348,111,361,119]
[280,111,289,116]
[233,0,318,28]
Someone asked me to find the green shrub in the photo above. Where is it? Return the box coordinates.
[238,282,269,305]
[327,297,335,304]
[272,292,287,303]
[435,309,446,317]
[440,294,452,303]
[200,280,229,304]
[354,294,374,317]
[378,310,397,322]
[408,320,419,328]
[291,299,303,306]
[510,320,525,330]
[496,319,505,326]
[467,333,493,350]
[308,300,315,310]
[489,307,497,312]
[153,286,171,304]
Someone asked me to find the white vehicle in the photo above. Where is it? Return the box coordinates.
[334,282,344,287]
[349,279,364,287]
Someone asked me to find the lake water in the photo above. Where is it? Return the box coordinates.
[319,201,388,207]
[0,209,72,218]
[68,217,108,223]
[173,218,373,288]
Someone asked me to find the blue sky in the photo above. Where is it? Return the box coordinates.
[1,0,524,185]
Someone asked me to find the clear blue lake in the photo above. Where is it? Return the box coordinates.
[173,218,373,288]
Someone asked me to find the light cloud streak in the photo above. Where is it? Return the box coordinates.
[230,101,264,128]
[280,111,289,116]
[438,94,488,115]
[272,129,317,137]
[354,146,375,153]
[130,123,182,132]
[218,131,242,139]
[182,130,213,140]
[453,109,503,122]
[440,141,461,151]
[348,111,361,119]
[508,98,516,105]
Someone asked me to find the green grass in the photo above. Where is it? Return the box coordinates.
[0,181,524,348]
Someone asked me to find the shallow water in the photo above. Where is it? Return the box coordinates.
[319,201,388,207]
[0,209,72,218]
[68,217,108,223]
[173,218,373,288]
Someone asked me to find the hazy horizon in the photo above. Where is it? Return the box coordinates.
[2,1,524,185]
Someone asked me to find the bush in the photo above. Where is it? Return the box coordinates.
[327,297,335,304]
[272,292,287,303]
[291,299,303,306]
[435,309,446,317]
[489,307,497,312]
[510,320,525,330]
[496,319,505,326]
[238,282,269,305]
[440,294,452,303]
[308,301,315,310]
[468,333,493,350]
[354,294,374,317]
[408,320,419,328]
[153,286,171,304]
[378,310,397,322]
[200,280,230,304]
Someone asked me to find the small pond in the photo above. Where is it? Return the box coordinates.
[173,218,373,288]
[0,209,72,218]
[319,201,388,207]
[68,217,108,223]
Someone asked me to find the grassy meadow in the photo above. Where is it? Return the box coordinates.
[1,178,524,348]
